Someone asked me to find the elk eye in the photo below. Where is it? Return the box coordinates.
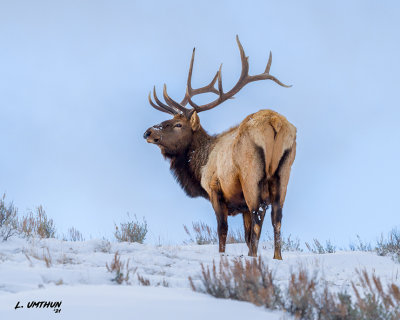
[175,124,182,128]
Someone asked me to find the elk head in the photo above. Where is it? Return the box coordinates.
[144,35,290,155]
[143,111,200,155]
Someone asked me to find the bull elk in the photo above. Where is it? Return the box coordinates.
[143,36,296,259]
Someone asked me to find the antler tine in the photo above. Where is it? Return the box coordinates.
[187,35,291,112]
[217,64,223,96]
[163,84,192,117]
[152,86,179,115]
[248,50,291,88]
[180,48,220,106]
[236,34,250,80]
[185,48,196,95]
[148,91,174,115]
[265,51,272,74]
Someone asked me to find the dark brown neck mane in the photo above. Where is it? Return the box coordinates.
[163,127,215,199]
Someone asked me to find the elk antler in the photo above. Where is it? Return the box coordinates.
[148,35,291,117]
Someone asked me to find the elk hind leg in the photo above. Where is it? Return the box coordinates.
[270,185,283,260]
[269,144,296,260]
[237,147,265,257]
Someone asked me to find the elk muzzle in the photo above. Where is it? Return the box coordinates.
[143,127,160,144]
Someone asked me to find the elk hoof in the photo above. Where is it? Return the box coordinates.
[273,254,283,260]
[248,250,257,257]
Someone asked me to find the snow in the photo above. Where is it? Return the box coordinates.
[0,285,283,320]
[0,237,399,319]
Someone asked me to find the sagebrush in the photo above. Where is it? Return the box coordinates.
[0,194,19,241]
[114,214,148,243]
[19,206,56,239]
[376,228,400,263]
[190,257,400,319]
[305,239,336,254]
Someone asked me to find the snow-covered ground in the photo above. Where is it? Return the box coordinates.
[0,237,399,319]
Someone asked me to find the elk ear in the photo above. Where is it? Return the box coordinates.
[189,111,201,131]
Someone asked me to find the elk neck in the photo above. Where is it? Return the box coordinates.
[166,126,216,199]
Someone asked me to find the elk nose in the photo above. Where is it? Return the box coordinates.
[143,130,151,139]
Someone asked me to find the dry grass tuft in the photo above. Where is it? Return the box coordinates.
[65,227,84,242]
[137,274,151,286]
[106,251,136,284]
[25,247,53,268]
[137,274,169,287]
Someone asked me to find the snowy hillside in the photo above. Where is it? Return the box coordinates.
[0,237,399,319]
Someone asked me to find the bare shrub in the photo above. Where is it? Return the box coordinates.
[95,239,112,253]
[376,228,400,263]
[286,268,317,317]
[184,222,245,245]
[0,253,8,263]
[266,232,303,252]
[42,248,52,268]
[65,227,84,242]
[305,239,336,254]
[189,257,283,309]
[0,194,19,241]
[190,258,399,319]
[20,206,56,238]
[157,279,169,287]
[280,235,302,252]
[114,214,147,244]
[56,253,76,265]
[55,279,64,286]
[284,268,351,318]
[227,228,245,244]
[352,269,400,319]
[106,251,136,284]
[184,222,218,245]
[349,235,373,252]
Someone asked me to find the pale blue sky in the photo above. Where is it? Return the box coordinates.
[1,0,399,246]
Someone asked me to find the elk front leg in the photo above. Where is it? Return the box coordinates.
[216,212,228,253]
[210,190,228,253]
